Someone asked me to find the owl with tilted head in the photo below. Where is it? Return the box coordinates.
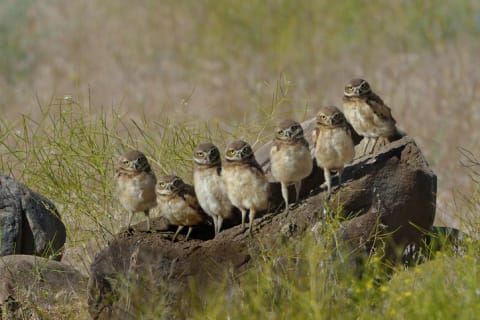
[156,174,207,242]
[115,150,157,231]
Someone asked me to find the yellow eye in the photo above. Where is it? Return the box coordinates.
[227,150,235,156]
[194,151,203,157]
[159,182,166,188]
[346,86,353,93]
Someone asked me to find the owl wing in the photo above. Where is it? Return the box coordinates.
[311,127,319,148]
[181,185,203,213]
[366,93,396,124]
[270,139,280,154]
[300,137,309,149]
[345,121,362,145]
[249,158,266,176]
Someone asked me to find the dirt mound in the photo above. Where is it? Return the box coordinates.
[88,135,436,319]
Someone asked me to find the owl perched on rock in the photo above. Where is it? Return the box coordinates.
[193,142,233,236]
[270,120,312,215]
[343,78,398,155]
[156,175,207,242]
[222,140,269,235]
[312,106,354,195]
[115,150,157,231]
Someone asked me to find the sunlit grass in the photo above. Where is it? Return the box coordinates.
[187,221,480,320]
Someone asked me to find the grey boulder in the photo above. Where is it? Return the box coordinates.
[0,174,66,259]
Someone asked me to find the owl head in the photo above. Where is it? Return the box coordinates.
[274,119,305,141]
[225,140,255,163]
[116,150,151,173]
[156,175,186,196]
[316,106,347,128]
[344,78,371,97]
[193,143,221,166]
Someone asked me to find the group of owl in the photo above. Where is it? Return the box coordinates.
[114,78,399,241]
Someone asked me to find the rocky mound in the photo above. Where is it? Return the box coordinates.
[0,255,87,318]
[88,135,436,319]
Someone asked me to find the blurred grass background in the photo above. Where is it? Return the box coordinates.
[1,0,480,318]
[0,0,478,241]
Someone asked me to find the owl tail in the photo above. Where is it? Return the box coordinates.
[389,126,406,142]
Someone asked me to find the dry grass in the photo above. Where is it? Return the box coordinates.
[1,0,480,318]
[1,0,478,228]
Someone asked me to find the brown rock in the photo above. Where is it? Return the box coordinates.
[88,128,436,319]
[0,255,87,318]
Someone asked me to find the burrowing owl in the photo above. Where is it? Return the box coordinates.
[193,142,233,236]
[270,120,312,215]
[343,78,398,155]
[156,175,206,241]
[312,106,354,195]
[223,140,269,235]
[115,150,157,231]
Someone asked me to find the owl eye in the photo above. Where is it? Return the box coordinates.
[361,82,369,90]
[122,160,129,165]
[194,151,204,157]
[346,86,353,93]
[332,113,343,123]
[227,149,235,157]
[242,146,252,155]
[159,182,166,188]
[173,179,182,188]
[277,129,284,136]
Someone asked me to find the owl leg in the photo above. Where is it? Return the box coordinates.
[362,138,371,155]
[185,227,193,241]
[337,168,344,188]
[217,216,224,234]
[172,225,184,242]
[280,182,290,215]
[324,168,332,195]
[248,208,257,236]
[212,216,219,236]
[127,211,134,230]
[294,180,302,204]
[144,209,151,232]
[371,137,379,153]
[240,208,247,229]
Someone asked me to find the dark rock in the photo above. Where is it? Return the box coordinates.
[88,127,436,319]
[0,174,66,259]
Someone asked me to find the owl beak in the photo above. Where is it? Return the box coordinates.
[132,159,139,170]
